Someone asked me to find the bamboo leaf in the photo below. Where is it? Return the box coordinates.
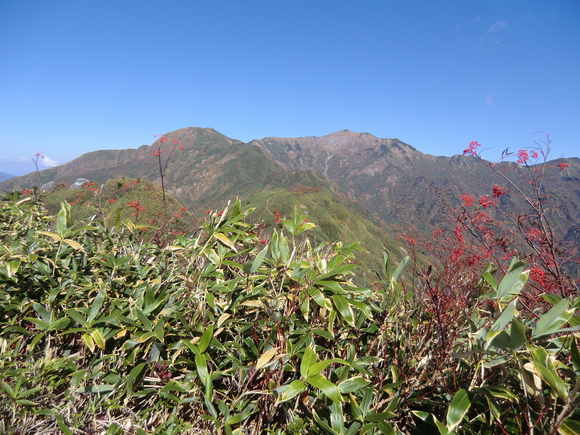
[306,374,343,403]
[308,358,348,378]
[215,233,237,251]
[532,298,572,339]
[90,329,106,349]
[559,418,580,435]
[332,294,355,327]
[82,333,95,352]
[277,380,306,403]
[126,363,146,397]
[199,325,214,353]
[497,259,527,303]
[88,287,106,324]
[63,239,84,251]
[338,376,370,394]
[446,389,470,431]
[256,347,279,370]
[301,346,317,379]
[249,245,268,273]
[365,411,396,422]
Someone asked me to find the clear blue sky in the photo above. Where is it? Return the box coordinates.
[1,0,579,176]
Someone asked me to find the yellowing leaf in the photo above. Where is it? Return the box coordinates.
[256,347,279,370]
[217,313,231,328]
[37,231,62,242]
[214,233,237,251]
[63,239,84,251]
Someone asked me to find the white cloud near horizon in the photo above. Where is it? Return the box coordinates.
[41,156,60,167]
[0,156,30,163]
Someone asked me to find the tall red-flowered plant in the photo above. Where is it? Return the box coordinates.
[152,134,182,204]
[461,134,577,297]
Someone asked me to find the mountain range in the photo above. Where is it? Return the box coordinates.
[2,127,579,275]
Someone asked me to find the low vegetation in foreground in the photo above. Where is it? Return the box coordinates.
[1,137,580,434]
[1,191,579,435]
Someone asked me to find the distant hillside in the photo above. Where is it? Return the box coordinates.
[3,126,579,276]
[0,172,15,180]
[251,130,580,242]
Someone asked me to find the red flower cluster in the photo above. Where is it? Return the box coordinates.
[526,227,543,242]
[558,162,570,170]
[86,181,100,192]
[273,208,283,224]
[530,266,546,287]
[492,185,506,198]
[454,226,464,243]
[517,149,532,165]
[479,196,497,208]
[153,148,163,157]
[128,201,146,215]
[461,194,475,207]
[22,188,31,196]
[108,198,116,203]
[463,141,481,157]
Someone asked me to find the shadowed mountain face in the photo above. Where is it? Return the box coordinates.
[2,127,579,261]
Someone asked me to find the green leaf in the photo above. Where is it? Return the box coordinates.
[497,258,527,303]
[434,415,451,435]
[559,418,580,435]
[1,382,15,399]
[338,376,370,394]
[54,413,74,435]
[532,298,572,339]
[312,409,340,435]
[65,308,88,327]
[16,399,37,406]
[126,363,146,397]
[446,389,471,431]
[32,303,51,324]
[491,299,517,331]
[305,374,343,403]
[6,260,20,278]
[277,380,306,403]
[570,336,580,372]
[301,346,317,379]
[365,411,395,422]
[329,401,345,433]
[332,294,355,327]
[376,421,396,435]
[83,333,95,352]
[56,207,68,238]
[195,353,208,384]
[199,325,214,354]
[133,307,153,332]
[249,245,268,273]
[308,358,347,378]
[78,384,116,394]
[90,329,106,349]
[88,287,106,324]
[509,318,528,350]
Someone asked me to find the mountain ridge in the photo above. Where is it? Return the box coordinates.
[2,127,578,264]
